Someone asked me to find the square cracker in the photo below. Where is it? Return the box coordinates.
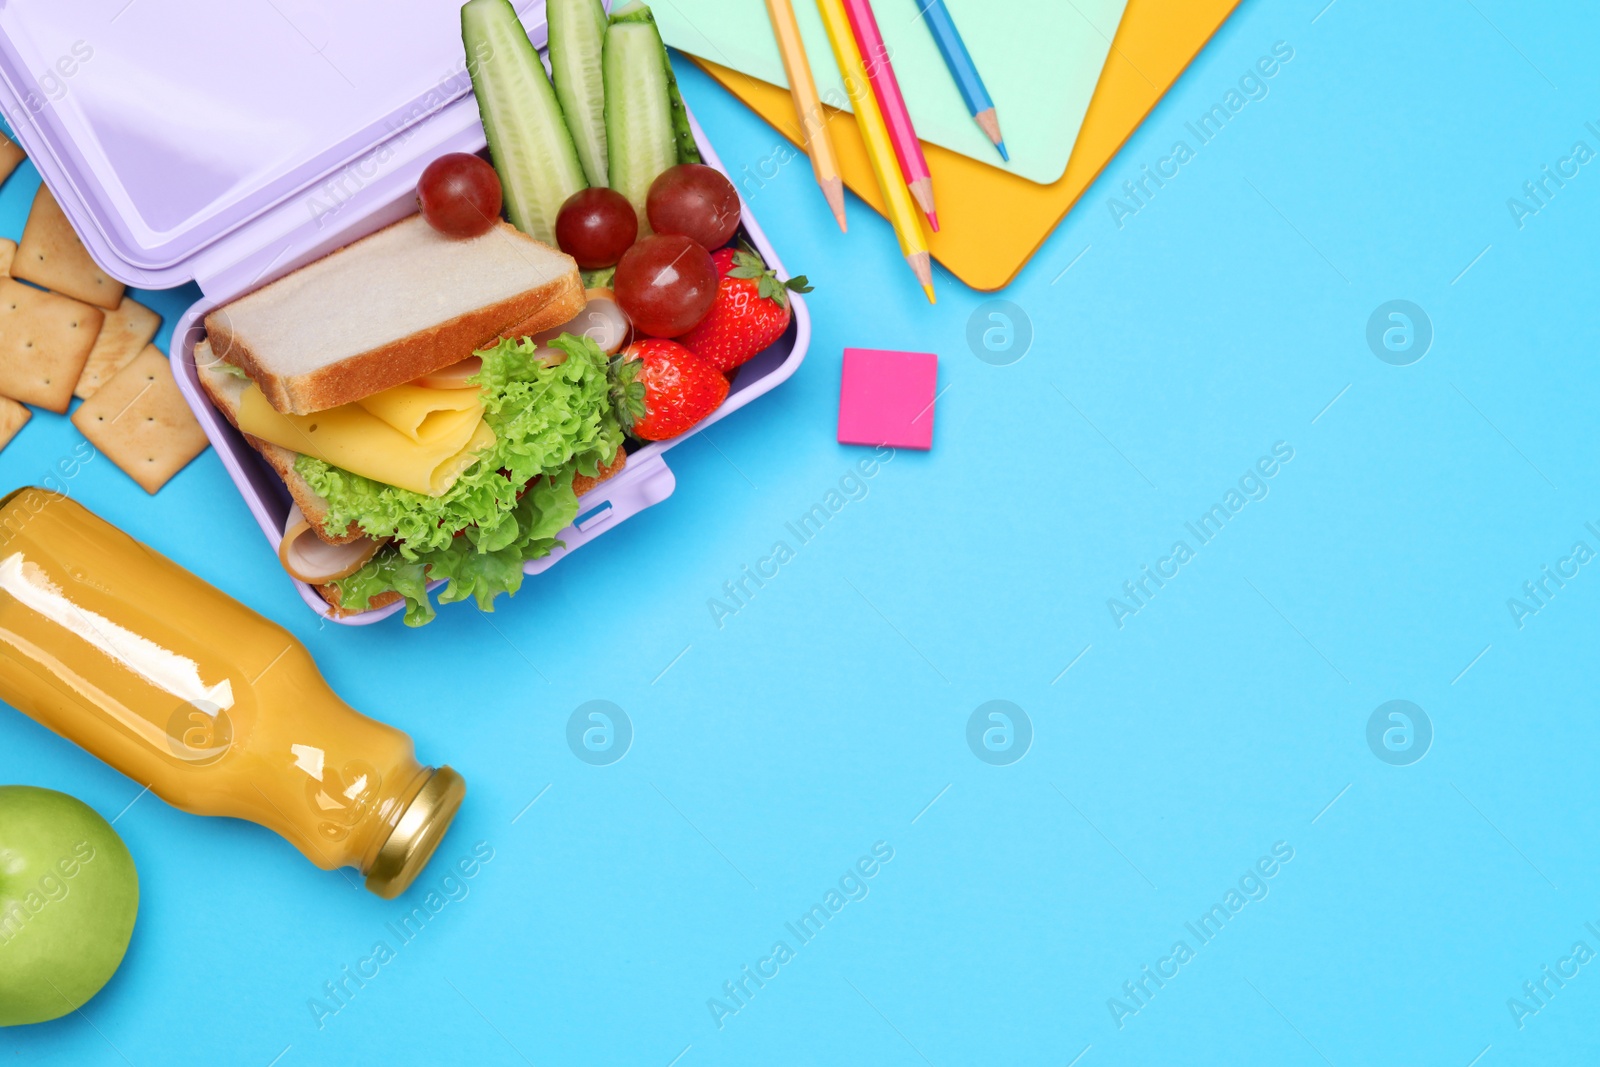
[72,347,208,494]
[0,239,16,277]
[0,136,24,188]
[13,184,125,309]
[0,396,29,452]
[0,278,105,412]
[74,295,161,400]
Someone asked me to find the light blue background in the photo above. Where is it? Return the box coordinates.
[4,0,1600,1063]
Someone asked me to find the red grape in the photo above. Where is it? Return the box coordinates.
[555,188,638,268]
[646,164,740,251]
[416,153,502,238]
[614,234,718,338]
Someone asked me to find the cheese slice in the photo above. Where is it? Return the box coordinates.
[238,384,496,497]
[355,384,483,446]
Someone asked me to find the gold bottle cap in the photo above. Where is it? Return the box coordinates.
[364,766,466,899]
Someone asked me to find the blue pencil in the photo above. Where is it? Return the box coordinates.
[915,0,1007,161]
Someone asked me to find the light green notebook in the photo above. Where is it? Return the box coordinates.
[653,0,1130,185]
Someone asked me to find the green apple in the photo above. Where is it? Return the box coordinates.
[0,786,138,1026]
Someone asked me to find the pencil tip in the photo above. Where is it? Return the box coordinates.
[975,108,1004,153]
[822,178,848,233]
[927,211,940,232]
[996,141,1010,162]
[922,284,936,304]
[907,251,933,291]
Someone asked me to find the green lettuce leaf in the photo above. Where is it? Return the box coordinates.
[329,552,435,626]
[429,474,580,610]
[312,334,622,625]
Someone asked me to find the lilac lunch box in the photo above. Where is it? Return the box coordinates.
[0,0,808,624]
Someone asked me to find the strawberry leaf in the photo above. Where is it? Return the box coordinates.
[728,249,766,279]
[607,354,647,435]
[724,242,813,310]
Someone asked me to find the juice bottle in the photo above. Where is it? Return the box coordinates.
[0,488,464,898]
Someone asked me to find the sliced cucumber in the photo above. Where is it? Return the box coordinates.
[608,3,701,167]
[604,2,679,233]
[461,0,587,245]
[548,0,610,187]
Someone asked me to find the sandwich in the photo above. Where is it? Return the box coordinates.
[196,213,627,625]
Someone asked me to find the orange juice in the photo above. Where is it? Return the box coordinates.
[0,488,463,898]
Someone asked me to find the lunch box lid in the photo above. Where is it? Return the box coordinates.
[0,0,554,291]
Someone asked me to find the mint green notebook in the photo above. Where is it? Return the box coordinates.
[653,0,1130,185]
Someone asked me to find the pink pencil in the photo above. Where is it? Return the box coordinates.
[841,0,938,231]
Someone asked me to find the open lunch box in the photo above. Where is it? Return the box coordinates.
[0,0,809,625]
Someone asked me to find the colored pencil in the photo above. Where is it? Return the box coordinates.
[817,0,934,303]
[765,0,848,232]
[914,0,1007,161]
[840,0,937,231]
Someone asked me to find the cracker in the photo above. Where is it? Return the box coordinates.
[74,295,161,400]
[13,184,124,309]
[0,238,17,277]
[0,396,29,452]
[72,347,208,494]
[0,278,104,412]
[0,136,24,188]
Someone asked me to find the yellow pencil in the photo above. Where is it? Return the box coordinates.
[815,0,934,303]
[766,0,847,232]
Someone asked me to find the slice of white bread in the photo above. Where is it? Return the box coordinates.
[203,215,586,415]
[318,445,628,618]
[195,342,364,545]
[195,340,629,616]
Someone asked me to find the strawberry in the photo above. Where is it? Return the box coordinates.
[679,246,812,374]
[709,247,739,276]
[610,339,729,441]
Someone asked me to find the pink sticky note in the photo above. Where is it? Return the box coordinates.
[837,348,938,450]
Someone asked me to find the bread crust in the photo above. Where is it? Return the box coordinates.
[206,372,632,620]
[316,447,630,618]
[571,448,627,497]
[316,585,404,616]
[204,220,586,416]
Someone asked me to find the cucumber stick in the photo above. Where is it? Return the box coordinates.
[462,0,587,245]
[548,0,610,187]
[608,3,701,167]
[604,2,699,233]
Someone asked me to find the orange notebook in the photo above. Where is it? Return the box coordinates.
[696,0,1244,291]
